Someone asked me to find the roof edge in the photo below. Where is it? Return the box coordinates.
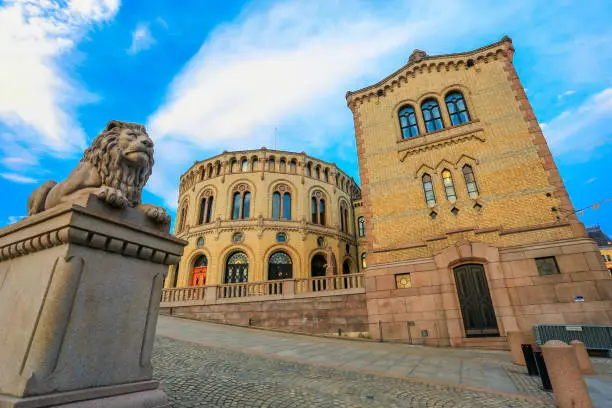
[345,35,513,102]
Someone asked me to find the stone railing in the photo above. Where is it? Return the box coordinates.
[160,273,364,307]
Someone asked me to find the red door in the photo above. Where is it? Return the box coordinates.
[191,266,207,286]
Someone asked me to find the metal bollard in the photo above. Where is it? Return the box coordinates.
[338,328,342,337]
[534,351,552,391]
[521,344,539,376]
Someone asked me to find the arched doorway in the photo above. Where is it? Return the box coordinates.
[268,251,293,280]
[342,260,350,274]
[190,255,208,286]
[225,252,249,284]
[453,264,499,337]
[311,254,327,277]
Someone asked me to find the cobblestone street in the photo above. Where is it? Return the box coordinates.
[153,316,612,408]
[153,336,551,408]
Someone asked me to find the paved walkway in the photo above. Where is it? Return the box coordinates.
[154,315,612,407]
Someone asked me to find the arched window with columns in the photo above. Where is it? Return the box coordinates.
[311,191,326,225]
[199,189,214,224]
[231,184,252,220]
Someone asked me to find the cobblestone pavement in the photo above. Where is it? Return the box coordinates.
[153,336,552,408]
[154,316,612,407]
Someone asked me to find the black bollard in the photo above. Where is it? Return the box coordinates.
[338,328,342,337]
[534,351,552,391]
[521,344,539,376]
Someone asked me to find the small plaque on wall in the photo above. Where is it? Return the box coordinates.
[395,273,412,289]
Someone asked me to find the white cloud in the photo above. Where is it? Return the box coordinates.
[543,88,612,160]
[0,0,120,154]
[584,177,597,184]
[128,22,155,54]
[7,215,26,224]
[557,90,575,99]
[146,0,516,207]
[0,172,37,183]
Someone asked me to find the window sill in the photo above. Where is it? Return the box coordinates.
[397,120,485,162]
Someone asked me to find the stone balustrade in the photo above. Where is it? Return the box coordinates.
[161,273,365,307]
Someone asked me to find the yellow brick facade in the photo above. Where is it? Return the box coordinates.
[347,37,612,346]
[164,149,365,288]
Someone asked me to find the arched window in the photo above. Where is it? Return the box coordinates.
[324,168,329,182]
[305,163,312,177]
[231,192,241,220]
[343,260,351,275]
[462,165,479,198]
[215,162,221,176]
[311,197,317,223]
[315,166,320,179]
[268,158,275,171]
[289,160,297,173]
[358,216,365,237]
[283,193,291,220]
[225,252,248,284]
[207,164,213,178]
[252,157,259,171]
[272,185,291,220]
[279,159,286,172]
[398,105,419,138]
[339,201,349,233]
[442,169,457,201]
[268,251,293,280]
[242,192,251,218]
[230,159,238,173]
[311,253,327,277]
[241,159,248,172]
[421,98,444,132]
[319,199,326,226]
[422,174,436,206]
[311,192,326,225]
[231,185,252,220]
[272,192,281,219]
[191,254,208,286]
[177,204,188,232]
[199,191,214,224]
[361,252,367,270]
[446,91,470,126]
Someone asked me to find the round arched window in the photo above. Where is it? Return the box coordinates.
[276,232,287,243]
[225,252,248,283]
[197,237,205,248]
[268,251,293,280]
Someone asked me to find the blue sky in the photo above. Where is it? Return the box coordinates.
[1,0,611,234]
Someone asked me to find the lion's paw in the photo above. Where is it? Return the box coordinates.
[95,186,129,208]
[144,206,171,224]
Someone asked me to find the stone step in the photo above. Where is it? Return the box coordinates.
[458,336,510,351]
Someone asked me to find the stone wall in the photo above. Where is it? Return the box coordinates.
[161,293,368,335]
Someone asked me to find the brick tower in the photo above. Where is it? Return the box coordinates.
[346,37,612,347]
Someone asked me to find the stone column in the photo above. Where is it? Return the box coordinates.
[541,340,593,408]
[0,196,186,407]
[570,340,595,375]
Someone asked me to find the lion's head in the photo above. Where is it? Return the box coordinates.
[82,120,154,207]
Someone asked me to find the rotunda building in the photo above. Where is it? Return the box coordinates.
[164,149,364,289]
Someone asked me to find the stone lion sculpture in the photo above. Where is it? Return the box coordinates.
[27,120,171,224]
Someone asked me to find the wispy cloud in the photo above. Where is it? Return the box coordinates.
[557,90,575,99]
[7,215,26,224]
[543,88,612,160]
[0,172,37,184]
[585,177,597,185]
[128,22,155,54]
[146,0,516,207]
[0,0,120,154]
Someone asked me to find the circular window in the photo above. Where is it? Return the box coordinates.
[232,232,244,243]
[317,236,326,248]
[197,237,205,248]
[276,232,287,243]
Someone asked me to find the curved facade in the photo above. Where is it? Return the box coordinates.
[165,149,364,288]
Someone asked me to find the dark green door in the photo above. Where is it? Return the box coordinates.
[453,264,499,337]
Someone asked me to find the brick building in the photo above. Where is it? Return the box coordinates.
[346,36,612,347]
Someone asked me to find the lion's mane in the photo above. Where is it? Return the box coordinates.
[81,121,153,207]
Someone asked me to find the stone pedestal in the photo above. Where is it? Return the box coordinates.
[507,331,526,365]
[0,196,186,407]
[570,340,595,375]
